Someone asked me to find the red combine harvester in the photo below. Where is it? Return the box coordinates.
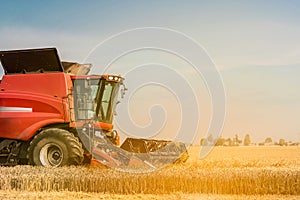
[0,48,188,170]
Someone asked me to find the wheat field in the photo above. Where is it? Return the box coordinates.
[0,146,299,199]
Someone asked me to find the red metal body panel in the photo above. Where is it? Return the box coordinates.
[0,72,72,140]
[0,73,70,97]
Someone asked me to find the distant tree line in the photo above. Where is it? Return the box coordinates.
[200,134,300,146]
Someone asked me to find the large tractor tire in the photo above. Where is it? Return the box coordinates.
[28,128,84,167]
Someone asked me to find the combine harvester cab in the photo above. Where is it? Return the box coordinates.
[0,47,188,171]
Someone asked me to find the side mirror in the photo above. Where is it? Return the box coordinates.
[120,85,128,98]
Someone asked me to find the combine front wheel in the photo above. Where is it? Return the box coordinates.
[28,128,84,167]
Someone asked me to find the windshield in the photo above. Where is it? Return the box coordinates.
[96,81,119,123]
[72,78,120,124]
[72,79,99,121]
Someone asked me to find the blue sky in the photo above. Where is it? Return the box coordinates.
[1,1,300,143]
